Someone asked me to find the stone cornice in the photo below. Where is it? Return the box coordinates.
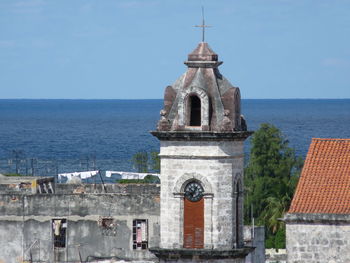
[284,213,350,224]
[184,60,223,68]
[150,131,253,141]
[173,193,214,199]
[149,247,254,260]
[159,154,244,160]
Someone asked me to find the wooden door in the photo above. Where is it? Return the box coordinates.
[183,198,204,248]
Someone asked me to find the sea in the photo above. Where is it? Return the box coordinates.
[0,99,349,180]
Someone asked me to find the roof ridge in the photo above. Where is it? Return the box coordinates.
[312,138,350,141]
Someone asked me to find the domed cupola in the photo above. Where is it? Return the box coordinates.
[185,42,222,67]
[156,42,247,133]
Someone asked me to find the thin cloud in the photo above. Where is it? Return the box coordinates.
[31,38,52,48]
[0,40,16,48]
[12,0,45,14]
[73,26,115,38]
[322,58,350,67]
[80,1,94,14]
[56,57,72,67]
[117,0,160,9]
[13,0,44,7]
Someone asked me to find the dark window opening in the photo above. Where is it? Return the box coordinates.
[52,219,67,248]
[37,182,54,194]
[102,218,114,229]
[98,217,117,236]
[189,95,201,126]
[133,219,148,250]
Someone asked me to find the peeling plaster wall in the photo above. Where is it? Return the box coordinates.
[0,183,264,263]
[0,184,160,263]
[0,221,23,263]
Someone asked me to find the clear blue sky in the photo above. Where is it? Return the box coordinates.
[1,0,350,99]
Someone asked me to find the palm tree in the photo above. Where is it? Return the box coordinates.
[261,194,291,234]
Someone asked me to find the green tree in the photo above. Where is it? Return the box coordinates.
[118,175,160,184]
[149,151,160,172]
[144,174,160,184]
[4,173,24,177]
[131,150,160,173]
[244,123,303,248]
[132,151,148,173]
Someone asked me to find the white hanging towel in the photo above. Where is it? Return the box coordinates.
[141,221,147,241]
[58,170,98,180]
[80,170,98,179]
[105,171,113,178]
[105,171,160,179]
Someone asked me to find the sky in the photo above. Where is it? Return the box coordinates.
[0,0,350,99]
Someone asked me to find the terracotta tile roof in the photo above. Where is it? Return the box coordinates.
[289,138,350,214]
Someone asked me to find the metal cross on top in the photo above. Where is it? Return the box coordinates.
[194,7,211,42]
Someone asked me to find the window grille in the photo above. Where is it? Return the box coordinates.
[132,219,148,250]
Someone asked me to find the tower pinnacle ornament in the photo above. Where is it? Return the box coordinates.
[194,7,211,42]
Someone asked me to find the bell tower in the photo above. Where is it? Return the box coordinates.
[150,41,253,262]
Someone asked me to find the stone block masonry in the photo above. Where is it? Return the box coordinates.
[159,139,245,250]
[286,219,350,263]
[0,181,264,263]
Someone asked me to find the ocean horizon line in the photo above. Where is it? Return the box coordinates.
[0,98,349,101]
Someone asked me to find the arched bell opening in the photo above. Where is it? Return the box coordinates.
[178,87,209,129]
[189,95,201,126]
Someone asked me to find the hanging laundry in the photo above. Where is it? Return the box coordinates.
[58,170,99,180]
[53,220,62,236]
[141,221,147,242]
[105,171,160,179]
[80,170,98,179]
[105,171,113,178]
[136,222,142,243]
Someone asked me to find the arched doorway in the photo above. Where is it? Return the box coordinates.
[183,181,204,248]
[189,95,201,126]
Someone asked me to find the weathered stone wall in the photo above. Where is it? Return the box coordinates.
[159,140,245,250]
[159,258,245,263]
[286,222,350,263]
[265,249,286,263]
[54,183,161,195]
[1,181,261,263]
[0,184,160,263]
[0,176,54,195]
[244,226,265,263]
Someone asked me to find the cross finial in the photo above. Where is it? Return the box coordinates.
[194,6,211,42]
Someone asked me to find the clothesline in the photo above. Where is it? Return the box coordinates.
[57,170,160,181]
[105,171,160,179]
[58,170,99,181]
